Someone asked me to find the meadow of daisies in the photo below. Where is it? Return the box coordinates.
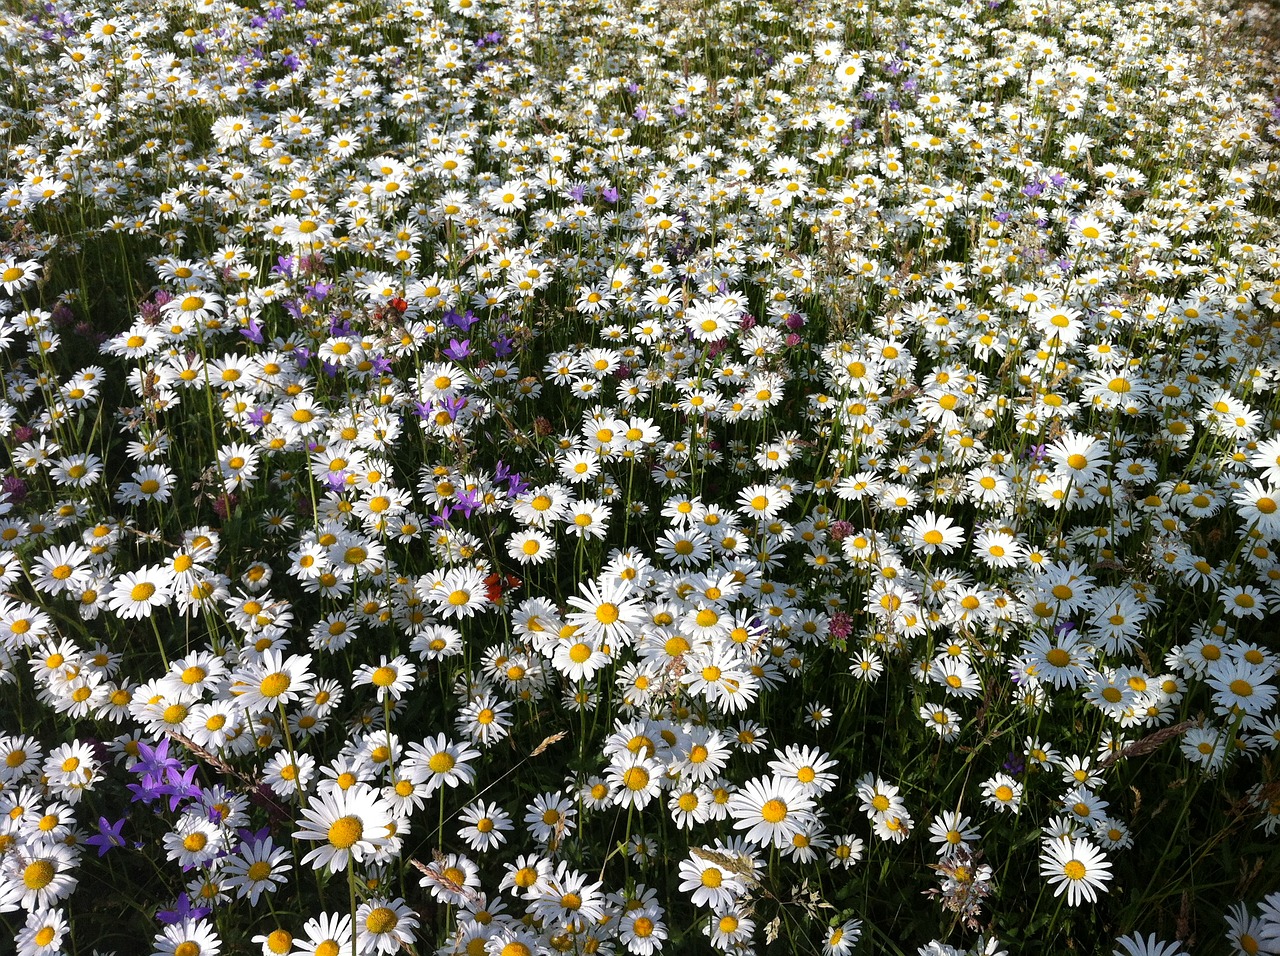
[4,0,1280,951]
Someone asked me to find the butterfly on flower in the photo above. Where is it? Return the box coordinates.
[484,572,522,605]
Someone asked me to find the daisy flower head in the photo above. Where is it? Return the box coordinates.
[418,853,482,905]
[829,834,865,870]
[1046,430,1107,485]
[1020,627,1094,690]
[855,774,905,823]
[106,565,175,620]
[619,904,668,956]
[685,297,738,343]
[0,734,43,783]
[482,928,544,956]
[768,744,839,795]
[405,734,479,795]
[607,752,665,810]
[3,839,79,910]
[410,624,464,662]
[356,897,418,955]
[229,649,315,715]
[524,792,577,847]
[804,700,834,729]
[850,649,884,682]
[527,860,609,929]
[824,918,863,955]
[1039,836,1112,905]
[928,810,981,860]
[981,773,1023,813]
[708,907,756,950]
[458,800,512,853]
[294,912,354,956]
[1207,659,1277,717]
[150,918,221,956]
[221,835,292,905]
[507,528,556,565]
[428,566,492,620]
[30,543,93,597]
[352,655,415,702]
[564,576,645,646]
[727,775,817,849]
[293,783,393,872]
[677,850,748,909]
[1093,815,1134,850]
[455,692,513,748]
[1112,933,1188,956]
[510,483,569,529]
[920,702,963,740]
[903,509,966,555]
[738,483,792,521]
[931,657,983,698]
[1219,583,1267,620]
[1248,436,1280,486]
[16,907,69,954]
[657,526,712,567]
[550,633,611,683]
[0,258,41,295]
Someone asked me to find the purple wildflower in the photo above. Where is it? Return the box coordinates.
[443,338,471,361]
[85,817,128,857]
[240,317,264,344]
[157,893,212,926]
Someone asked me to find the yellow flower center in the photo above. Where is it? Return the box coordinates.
[761,798,788,823]
[365,907,398,934]
[163,704,188,725]
[327,816,364,849]
[623,767,650,791]
[23,860,54,889]
[183,832,208,852]
[260,673,291,697]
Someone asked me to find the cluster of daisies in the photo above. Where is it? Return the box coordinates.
[2,0,1280,950]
